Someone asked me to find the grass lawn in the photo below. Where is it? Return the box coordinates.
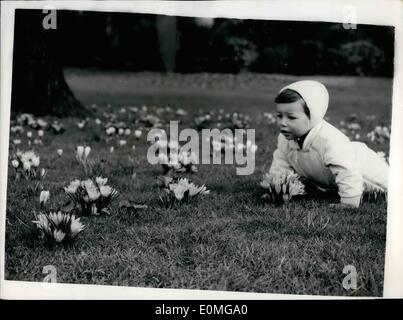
[4,70,391,296]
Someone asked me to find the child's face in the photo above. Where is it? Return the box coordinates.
[275,101,310,140]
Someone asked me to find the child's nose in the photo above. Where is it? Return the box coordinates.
[279,118,288,128]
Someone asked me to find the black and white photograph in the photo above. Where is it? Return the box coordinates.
[0,0,402,299]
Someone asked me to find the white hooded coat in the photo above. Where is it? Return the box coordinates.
[269,80,388,207]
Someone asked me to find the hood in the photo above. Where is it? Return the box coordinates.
[279,80,329,128]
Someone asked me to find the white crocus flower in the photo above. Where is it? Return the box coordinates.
[187,183,202,197]
[158,153,168,164]
[100,185,112,197]
[13,139,21,145]
[106,127,116,135]
[91,204,98,215]
[23,161,31,172]
[57,149,63,156]
[188,152,197,164]
[169,153,179,165]
[274,181,282,194]
[118,128,124,135]
[11,160,19,168]
[110,146,114,153]
[40,168,47,178]
[169,183,188,200]
[176,108,187,116]
[212,140,222,152]
[260,172,305,203]
[37,119,47,128]
[95,177,108,186]
[156,139,167,148]
[39,190,50,207]
[249,144,258,153]
[27,131,33,138]
[169,178,210,200]
[119,140,127,146]
[84,146,91,160]
[134,130,142,138]
[260,173,272,189]
[32,213,50,232]
[64,179,81,194]
[124,128,131,136]
[168,140,179,150]
[70,215,85,237]
[181,152,191,166]
[53,230,66,243]
[181,179,209,197]
[76,146,84,159]
[38,130,44,137]
[83,179,100,201]
[48,211,62,226]
[236,143,244,152]
[31,156,40,167]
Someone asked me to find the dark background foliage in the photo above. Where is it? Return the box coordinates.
[33,10,395,76]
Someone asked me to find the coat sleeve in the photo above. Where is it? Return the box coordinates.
[322,134,363,207]
[269,134,294,177]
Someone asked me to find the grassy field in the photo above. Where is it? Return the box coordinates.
[4,70,392,296]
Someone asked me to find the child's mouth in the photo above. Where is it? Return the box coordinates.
[280,130,294,139]
[280,130,291,136]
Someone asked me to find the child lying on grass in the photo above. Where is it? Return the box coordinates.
[269,80,388,208]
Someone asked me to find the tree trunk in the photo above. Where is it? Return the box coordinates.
[156,15,177,72]
[11,9,88,117]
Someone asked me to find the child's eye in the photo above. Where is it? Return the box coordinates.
[276,114,282,119]
[288,116,296,120]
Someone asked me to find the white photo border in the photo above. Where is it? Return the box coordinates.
[1,0,402,299]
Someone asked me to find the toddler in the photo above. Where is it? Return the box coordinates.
[269,80,388,207]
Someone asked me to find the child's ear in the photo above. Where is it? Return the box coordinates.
[301,101,310,118]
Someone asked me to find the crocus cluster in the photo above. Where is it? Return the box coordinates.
[10,125,25,135]
[105,124,131,137]
[158,150,199,174]
[225,112,251,130]
[77,120,87,129]
[367,126,391,144]
[140,114,163,128]
[362,183,387,204]
[16,113,48,130]
[211,137,258,155]
[64,177,118,215]
[263,112,277,125]
[193,110,251,131]
[160,177,210,207]
[260,171,306,203]
[155,138,198,173]
[50,120,65,134]
[194,112,214,130]
[32,211,85,246]
[11,150,41,177]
